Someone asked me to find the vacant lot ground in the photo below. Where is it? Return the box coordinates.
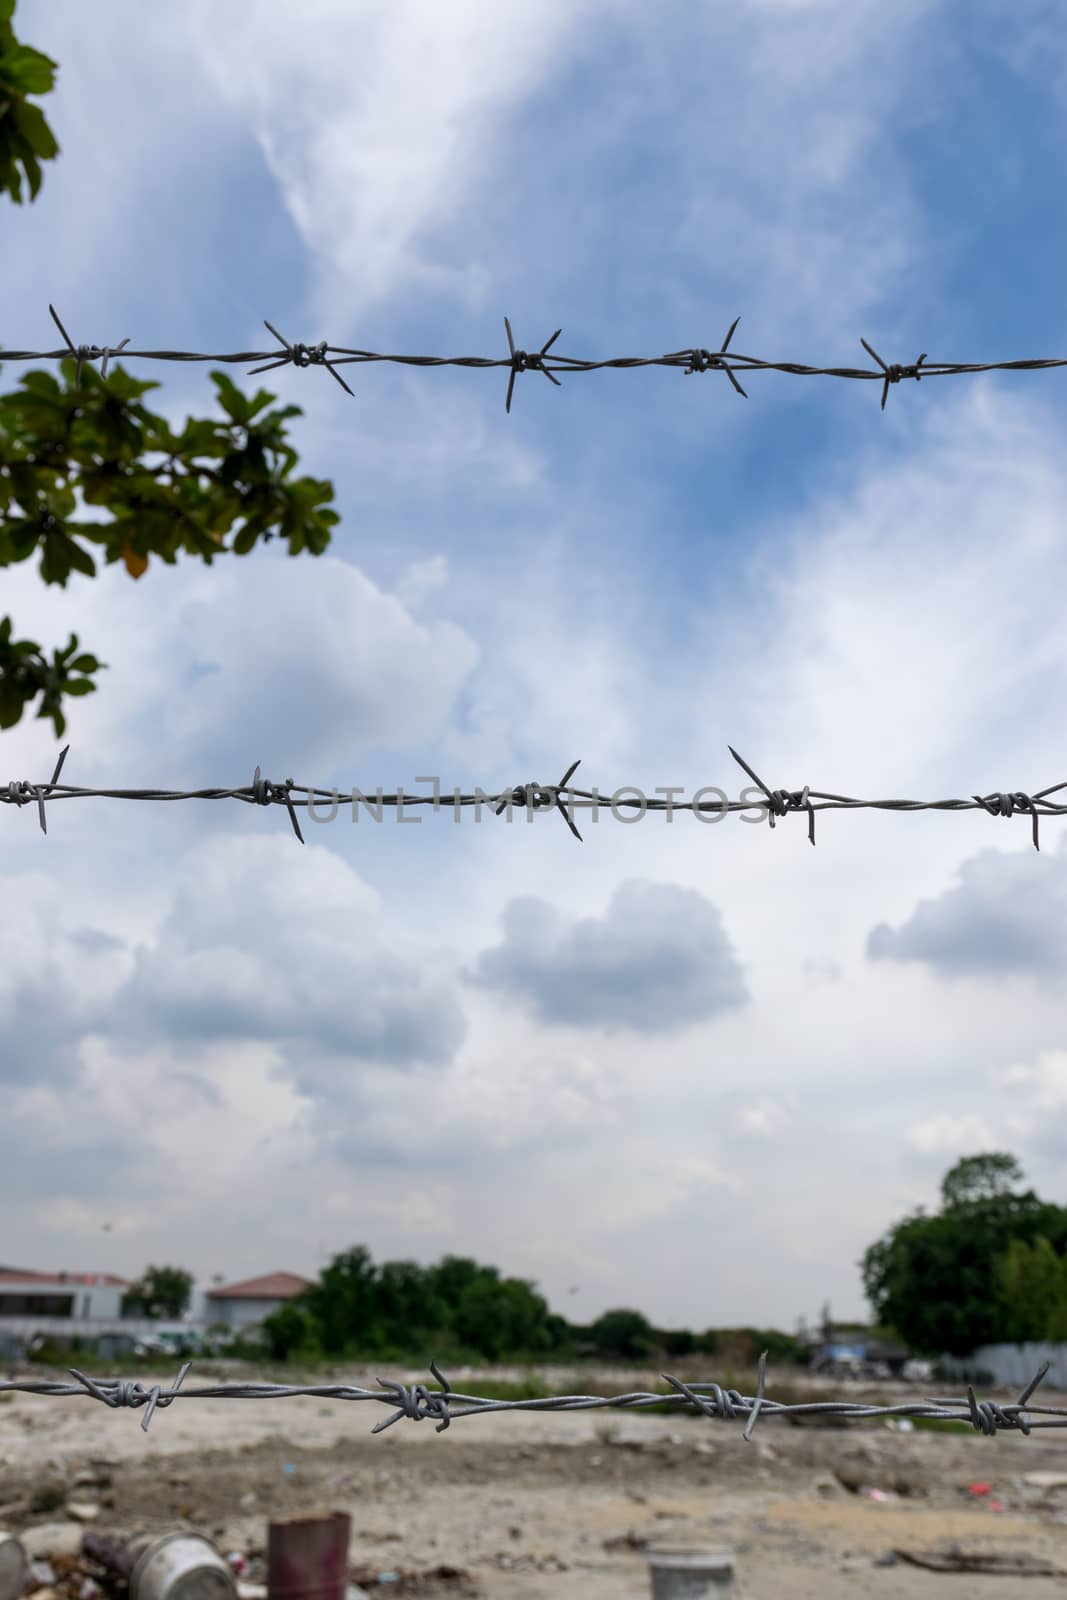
[2,1363,1067,1598]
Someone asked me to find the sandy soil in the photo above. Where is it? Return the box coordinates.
[2,1363,1067,1599]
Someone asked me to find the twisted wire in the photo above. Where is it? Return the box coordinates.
[2,746,1065,849]
[0,1355,1056,1441]
[1,305,1064,414]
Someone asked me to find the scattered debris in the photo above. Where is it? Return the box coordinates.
[348,1563,477,1597]
[20,1524,86,1559]
[65,1505,101,1524]
[0,1532,28,1600]
[892,1545,1066,1577]
[602,1529,649,1552]
[492,1551,567,1573]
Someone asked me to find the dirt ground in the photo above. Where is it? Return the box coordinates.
[3,1363,1067,1599]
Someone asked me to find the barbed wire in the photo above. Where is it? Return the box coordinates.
[3,746,1065,849]
[1,305,1066,413]
[0,1354,1058,1441]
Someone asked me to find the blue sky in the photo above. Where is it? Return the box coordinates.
[4,0,1067,1337]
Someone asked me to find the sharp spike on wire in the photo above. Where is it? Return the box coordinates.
[742,1350,769,1442]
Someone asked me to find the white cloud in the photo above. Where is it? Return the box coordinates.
[999,1051,1067,1113]
[907,1114,998,1156]
[111,832,467,1067]
[180,0,630,320]
[466,879,749,1033]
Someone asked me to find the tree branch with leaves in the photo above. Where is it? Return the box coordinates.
[0,0,339,736]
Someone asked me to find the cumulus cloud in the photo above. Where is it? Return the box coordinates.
[111,834,466,1068]
[157,555,479,776]
[867,840,1067,982]
[998,1051,1067,1114]
[0,873,129,1087]
[465,879,749,1033]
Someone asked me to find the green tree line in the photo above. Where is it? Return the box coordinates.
[119,1152,1067,1367]
[118,1252,802,1368]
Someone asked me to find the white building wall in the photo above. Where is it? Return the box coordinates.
[939,1342,1067,1390]
[0,1279,126,1319]
[207,1296,285,1330]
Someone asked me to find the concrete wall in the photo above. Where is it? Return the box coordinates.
[939,1342,1067,1390]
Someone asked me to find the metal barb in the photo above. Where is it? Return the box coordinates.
[742,1349,769,1442]
[680,318,748,397]
[860,339,929,410]
[503,318,563,413]
[250,321,355,396]
[972,790,1041,851]
[48,304,129,386]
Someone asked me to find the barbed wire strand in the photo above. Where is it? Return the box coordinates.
[0,1355,1056,1440]
[1,305,1066,413]
[3,747,1065,849]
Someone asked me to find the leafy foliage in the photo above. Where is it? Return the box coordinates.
[0,359,340,733]
[121,1264,194,1320]
[861,1153,1067,1356]
[0,0,60,205]
[0,1,338,735]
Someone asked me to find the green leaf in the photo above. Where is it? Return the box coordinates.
[0,43,58,95]
[14,99,57,157]
[209,370,254,425]
[64,537,96,577]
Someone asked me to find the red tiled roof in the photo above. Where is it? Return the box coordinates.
[206,1272,311,1301]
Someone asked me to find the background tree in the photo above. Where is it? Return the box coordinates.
[941,1152,1025,1209]
[121,1264,193,1320]
[587,1307,656,1361]
[296,1246,379,1358]
[261,1301,318,1363]
[371,1259,447,1356]
[996,1237,1067,1343]
[426,1254,485,1314]
[861,1152,1067,1356]
[0,0,338,735]
[451,1271,553,1361]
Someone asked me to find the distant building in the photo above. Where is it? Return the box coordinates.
[0,1265,314,1347]
[203,1272,312,1332]
[0,1267,131,1321]
[797,1315,913,1375]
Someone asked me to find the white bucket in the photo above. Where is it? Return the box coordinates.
[647,1547,735,1598]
